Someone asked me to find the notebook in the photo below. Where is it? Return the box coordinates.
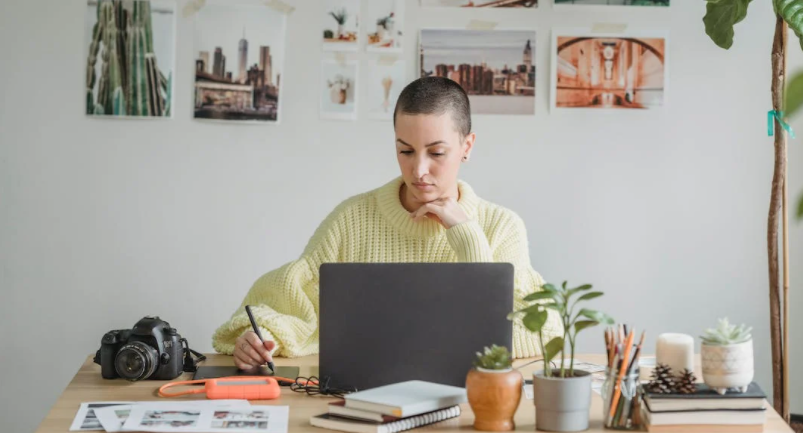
[343,381,467,418]
[642,382,766,412]
[641,405,767,426]
[328,401,400,423]
[310,406,461,433]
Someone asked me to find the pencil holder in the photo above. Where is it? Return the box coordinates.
[601,367,641,430]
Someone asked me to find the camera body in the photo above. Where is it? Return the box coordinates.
[95,316,185,381]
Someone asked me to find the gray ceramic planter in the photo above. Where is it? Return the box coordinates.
[532,370,592,432]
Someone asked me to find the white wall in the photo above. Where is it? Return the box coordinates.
[1,0,802,432]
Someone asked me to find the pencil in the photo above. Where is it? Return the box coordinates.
[245,305,275,373]
[609,329,635,419]
[627,331,646,376]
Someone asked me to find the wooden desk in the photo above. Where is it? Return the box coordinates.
[36,354,792,433]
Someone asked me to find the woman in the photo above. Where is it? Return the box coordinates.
[213,77,562,369]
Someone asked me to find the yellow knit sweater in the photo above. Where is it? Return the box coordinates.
[212,177,562,359]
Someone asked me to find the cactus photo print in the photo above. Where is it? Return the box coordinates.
[85,0,175,118]
[320,58,359,120]
[193,1,287,122]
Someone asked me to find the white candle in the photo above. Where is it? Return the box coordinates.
[656,333,694,377]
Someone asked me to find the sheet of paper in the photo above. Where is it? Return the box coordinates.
[70,402,135,431]
[121,404,288,433]
[94,401,250,432]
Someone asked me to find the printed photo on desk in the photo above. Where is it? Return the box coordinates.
[84,0,174,118]
[366,57,407,121]
[320,58,359,120]
[420,0,538,8]
[323,0,360,52]
[550,29,668,112]
[366,0,404,53]
[193,1,286,123]
[420,29,536,115]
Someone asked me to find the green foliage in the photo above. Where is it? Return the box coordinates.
[702,0,754,49]
[473,345,513,370]
[508,281,613,378]
[329,8,347,25]
[774,0,803,51]
[700,318,752,345]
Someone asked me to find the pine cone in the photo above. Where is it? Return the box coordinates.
[647,363,675,394]
[674,368,697,394]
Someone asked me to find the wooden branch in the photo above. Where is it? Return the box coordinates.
[768,14,788,421]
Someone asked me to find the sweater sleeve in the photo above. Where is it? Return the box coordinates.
[491,214,564,359]
[211,204,345,358]
[445,219,494,262]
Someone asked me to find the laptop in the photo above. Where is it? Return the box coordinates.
[319,262,514,391]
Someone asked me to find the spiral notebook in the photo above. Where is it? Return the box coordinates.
[310,405,462,433]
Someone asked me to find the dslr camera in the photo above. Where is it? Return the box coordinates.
[94,316,188,381]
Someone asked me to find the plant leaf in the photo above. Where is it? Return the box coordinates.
[541,283,559,293]
[543,337,565,363]
[576,291,603,302]
[703,0,753,49]
[798,193,803,220]
[784,71,803,117]
[523,291,561,302]
[578,309,615,325]
[574,320,599,333]
[566,284,594,297]
[775,0,803,51]
[522,310,549,333]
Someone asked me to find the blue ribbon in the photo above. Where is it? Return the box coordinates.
[768,110,796,139]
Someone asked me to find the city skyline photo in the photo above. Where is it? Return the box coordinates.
[420,29,536,115]
[193,2,286,122]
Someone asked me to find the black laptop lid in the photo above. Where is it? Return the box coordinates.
[319,262,514,390]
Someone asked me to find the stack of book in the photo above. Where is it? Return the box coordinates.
[309,380,467,433]
[641,382,767,432]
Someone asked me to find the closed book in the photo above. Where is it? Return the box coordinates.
[310,405,462,433]
[644,422,764,433]
[329,401,400,423]
[343,381,467,418]
[641,405,767,426]
[642,382,766,412]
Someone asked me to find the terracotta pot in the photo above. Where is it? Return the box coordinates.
[466,367,523,431]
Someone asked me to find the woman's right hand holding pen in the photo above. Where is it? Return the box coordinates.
[234,331,275,370]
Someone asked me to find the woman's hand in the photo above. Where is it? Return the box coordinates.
[233,331,276,370]
[409,197,468,229]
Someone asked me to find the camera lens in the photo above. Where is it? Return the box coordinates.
[114,342,158,381]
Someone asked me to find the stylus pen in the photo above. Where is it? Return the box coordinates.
[245,305,275,373]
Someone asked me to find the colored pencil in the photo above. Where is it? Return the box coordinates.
[608,329,634,419]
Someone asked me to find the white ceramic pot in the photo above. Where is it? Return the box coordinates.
[700,339,754,395]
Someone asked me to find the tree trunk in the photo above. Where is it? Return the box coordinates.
[768,15,788,421]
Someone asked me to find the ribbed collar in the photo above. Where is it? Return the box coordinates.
[375,177,481,238]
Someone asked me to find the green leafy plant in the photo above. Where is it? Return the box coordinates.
[473,345,513,370]
[329,8,347,25]
[508,281,613,378]
[700,318,753,346]
[701,0,802,418]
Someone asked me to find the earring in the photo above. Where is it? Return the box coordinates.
[463,156,468,161]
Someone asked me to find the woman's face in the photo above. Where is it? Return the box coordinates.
[394,112,474,203]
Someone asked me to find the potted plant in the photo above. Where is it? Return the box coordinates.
[700,318,754,395]
[328,75,350,104]
[329,8,347,39]
[508,281,613,432]
[466,345,522,432]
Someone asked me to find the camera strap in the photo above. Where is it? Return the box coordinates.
[181,338,206,373]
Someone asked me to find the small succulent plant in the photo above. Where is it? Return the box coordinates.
[473,345,513,370]
[700,318,752,345]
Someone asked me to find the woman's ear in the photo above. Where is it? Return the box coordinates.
[462,132,476,161]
